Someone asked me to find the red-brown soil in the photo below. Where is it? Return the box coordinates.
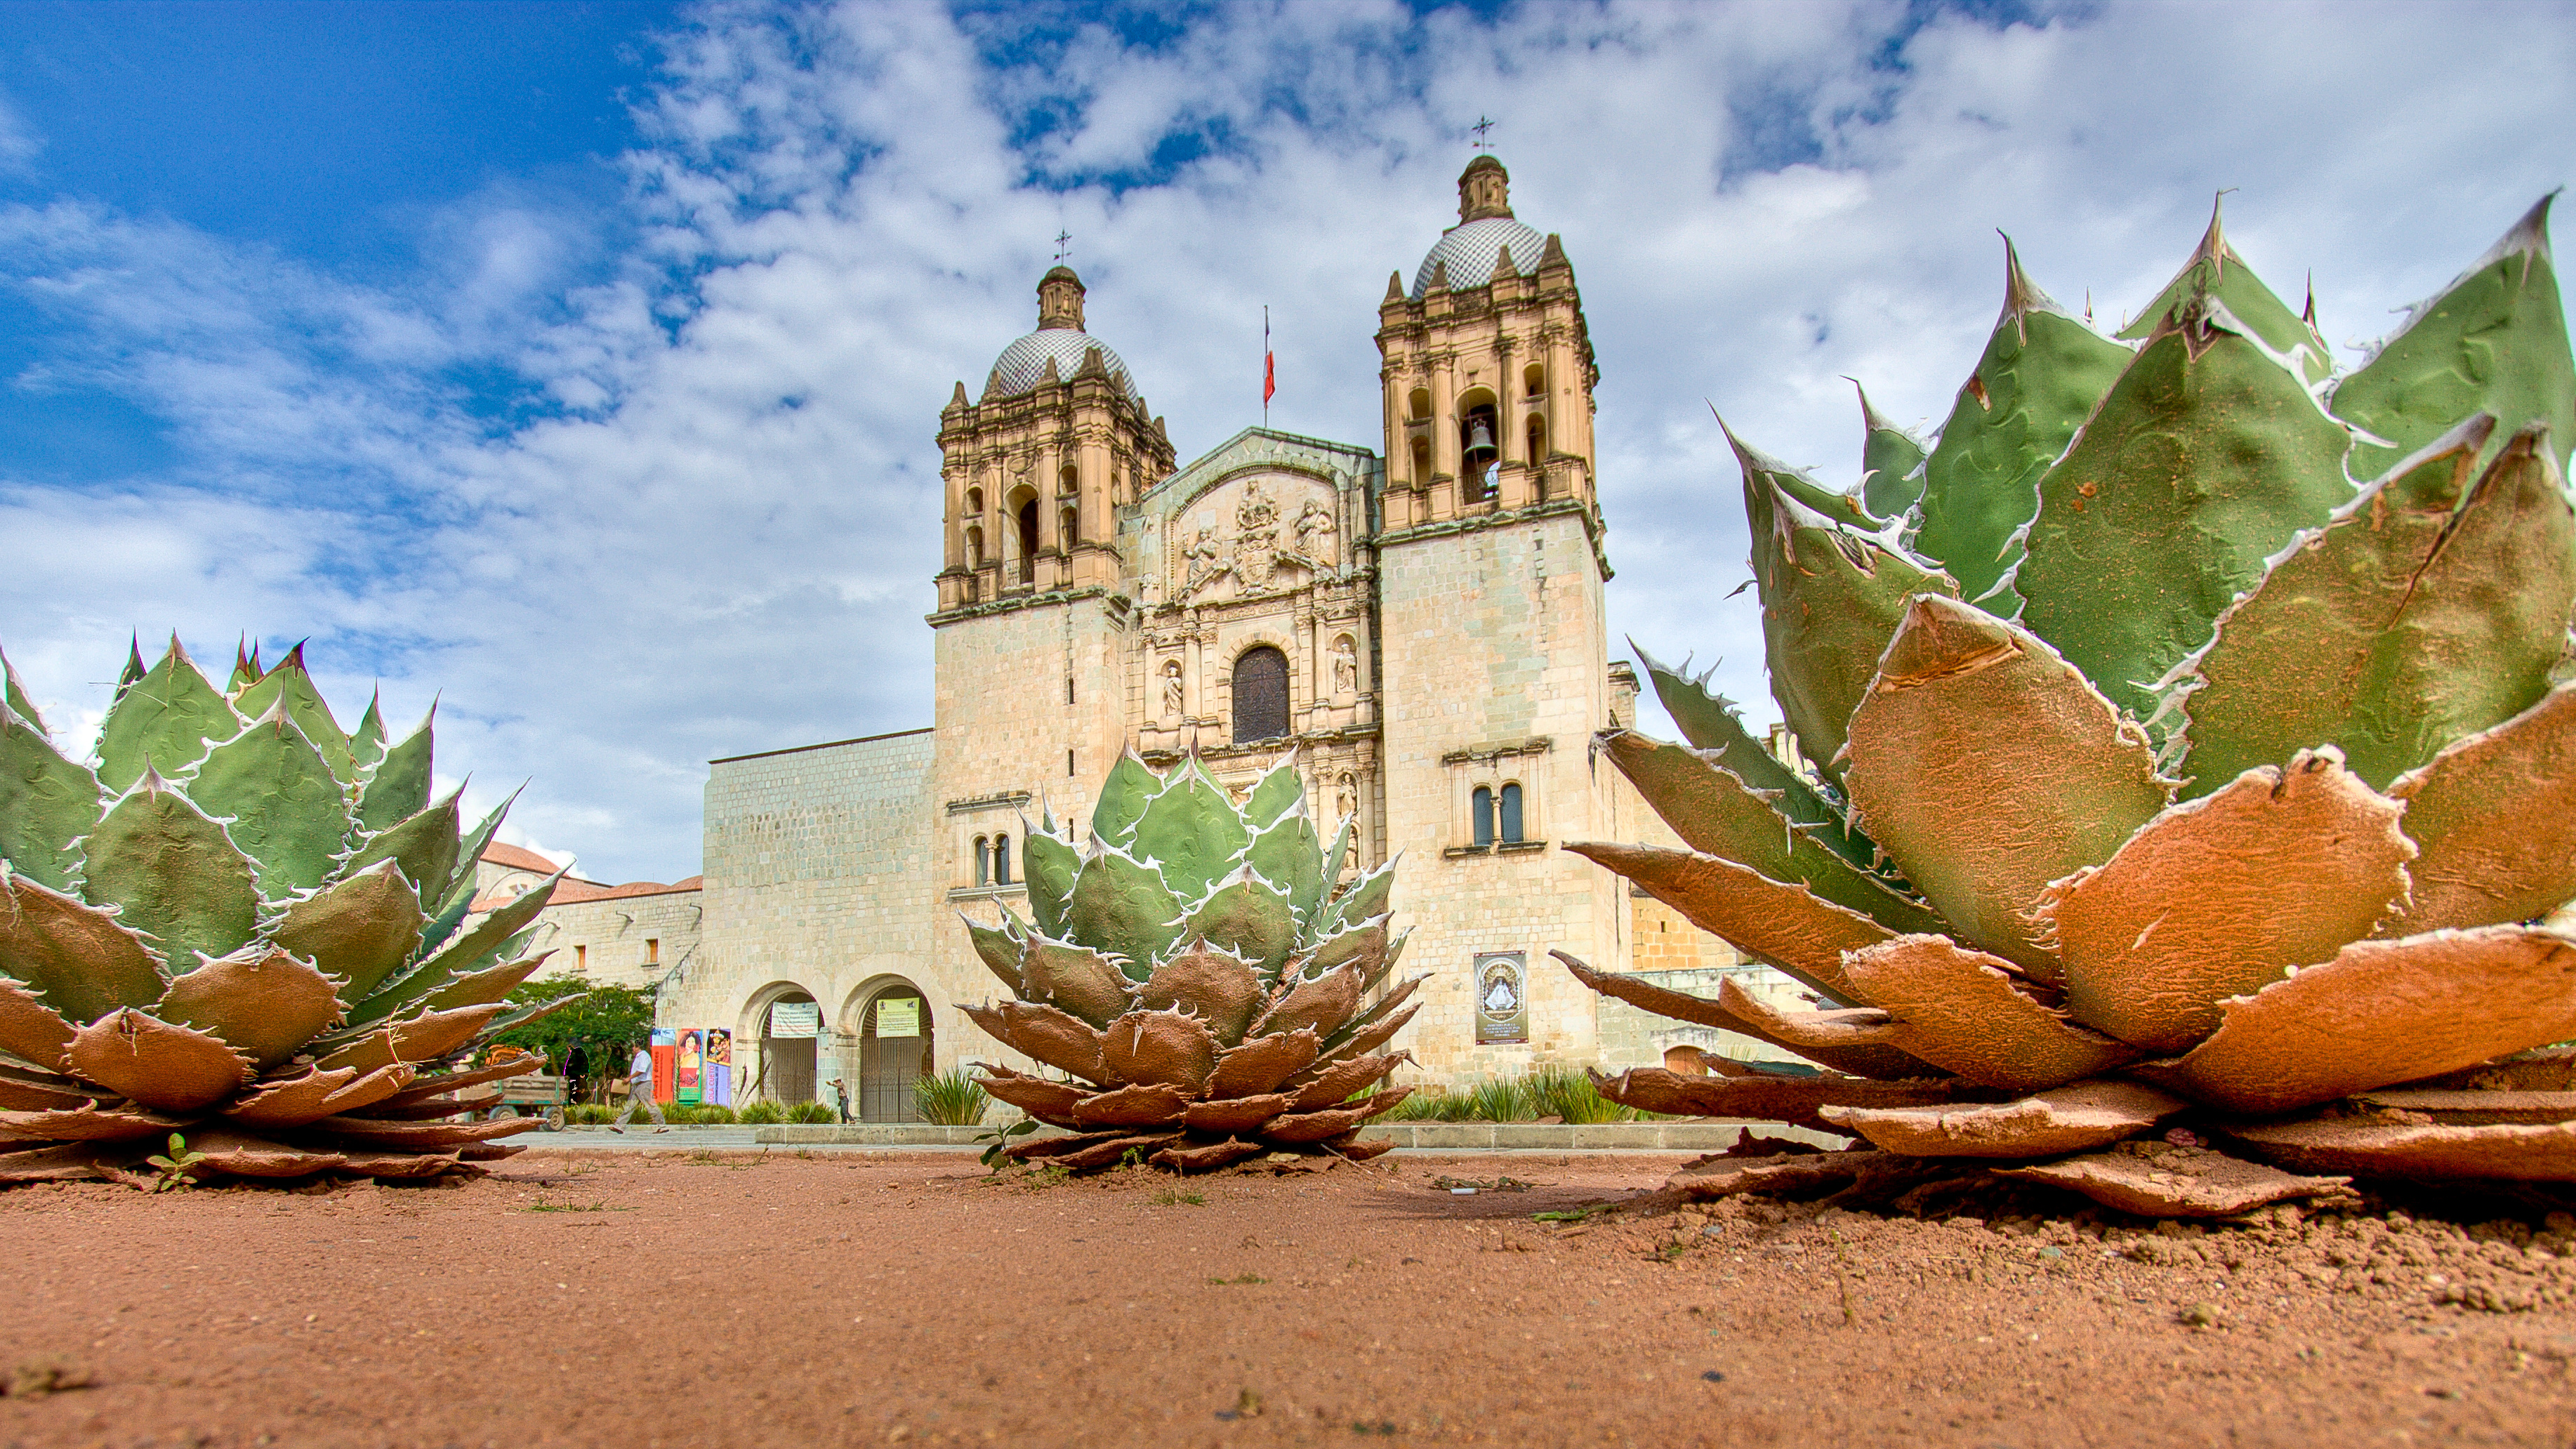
[2,1149,2574,1448]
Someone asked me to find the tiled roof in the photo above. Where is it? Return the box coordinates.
[468,873,703,914]
[479,841,562,873]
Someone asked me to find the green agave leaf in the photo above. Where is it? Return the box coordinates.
[344,787,461,912]
[1631,642,1878,874]
[414,871,478,962]
[1911,238,2134,613]
[224,639,260,695]
[95,637,239,794]
[80,767,260,971]
[1597,731,1941,936]
[963,913,1024,995]
[114,636,145,699]
[1089,749,1161,848]
[1323,857,1394,938]
[1180,867,1298,982]
[346,927,536,1032]
[270,858,426,1000]
[1317,817,1353,905]
[2,649,43,734]
[1244,753,1304,828]
[227,644,356,786]
[1063,842,1183,978]
[2171,418,2575,793]
[2382,683,2576,934]
[183,705,350,899]
[2118,200,2331,384]
[1737,428,1961,780]
[1563,841,1887,1004]
[0,705,100,894]
[1022,826,1080,939]
[347,867,558,1021]
[1243,808,1325,932]
[357,705,433,835]
[1855,380,1929,522]
[423,952,551,1012]
[1129,758,1249,906]
[447,787,520,906]
[1843,596,2173,981]
[0,872,166,1022]
[2017,307,2354,721]
[2332,196,2576,482]
[350,689,387,774]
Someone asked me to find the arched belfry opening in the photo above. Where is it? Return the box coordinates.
[1014,495,1040,584]
[1459,390,1501,503]
[1232,645,1290,743]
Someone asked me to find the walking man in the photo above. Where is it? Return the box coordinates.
[829,1076,851,1125]
[613,1040,668,1132]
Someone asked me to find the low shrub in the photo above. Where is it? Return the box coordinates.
[692,1104,737,1125]
[736,1101,786,1125]
[1526,1066,1639,1125]
[1463,1076,1535,1123]
[565,1104,609,1125]
[912,1068,991,1126]
[786,1101,837,1125]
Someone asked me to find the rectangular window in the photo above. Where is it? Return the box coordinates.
[574,944,587,972]
[1067,748,1076,777]
[646,939,660,965]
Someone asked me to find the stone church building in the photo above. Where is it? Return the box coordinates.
[497,158,1781,1117]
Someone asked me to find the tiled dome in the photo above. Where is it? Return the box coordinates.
[988,329,1141,400]
[1412,216,1547,298]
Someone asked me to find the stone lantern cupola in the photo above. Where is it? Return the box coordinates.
[1036,264,1087,331]
[1458,154,1513,223]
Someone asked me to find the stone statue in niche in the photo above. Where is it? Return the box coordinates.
[1333,771,1357,826]
[1329,635,1357,697]
[1292,497,1339,568]
[1161,659,1185,720]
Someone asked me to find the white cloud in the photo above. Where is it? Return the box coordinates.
[1,0,2570,880]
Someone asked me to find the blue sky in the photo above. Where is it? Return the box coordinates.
[1,0,2572,881]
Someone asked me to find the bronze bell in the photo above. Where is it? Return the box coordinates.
[1465,416,1496,454]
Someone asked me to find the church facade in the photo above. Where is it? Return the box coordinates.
[510,158,1776,1116]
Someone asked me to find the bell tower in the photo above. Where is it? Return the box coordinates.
[1368,155,1632,1080]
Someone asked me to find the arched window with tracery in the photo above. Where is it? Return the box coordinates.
[1499,783,1525,844]
[972,835,990,885]
[1472,786,1495,847]
[992,833,1012,886]
[1231,646,1290,743]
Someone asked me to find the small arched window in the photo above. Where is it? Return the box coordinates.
[972,835,989,886]
[1059,464,1078,496]
[1060,504,1078,546]
[1524,363,1545,397]
[1472,786,1495,847]
[964,525,984,569]
[1410,437,1431,487]
[1499,783,1525,844]
[1015,500,1039,583]
[965,486,984,515]
[1526,415,1547,463]
[992,833,1012,886]
[1231,646,1290,743]
[1408,388,1432,421]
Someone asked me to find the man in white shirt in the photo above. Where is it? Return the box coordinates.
[612,1043,668,1131]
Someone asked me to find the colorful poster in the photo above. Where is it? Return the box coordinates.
[675,1028,704,1104]
[649,1026,678,1104]
[706,1028,733,1106]
[876,998,921,1038]
[1474,953,1529,1045]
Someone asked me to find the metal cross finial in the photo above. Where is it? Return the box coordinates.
[1469,116,1495,151]
[1052,229,1072,263]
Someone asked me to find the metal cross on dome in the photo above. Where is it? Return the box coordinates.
[1469,117,1495,151]
[1052,230,1072,263]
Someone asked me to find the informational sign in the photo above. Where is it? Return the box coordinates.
[675,1028,704,1104]
[1474,952,1528,1045]
[875,998,922,1038]
[705,1028,733,1107]
[649,1026,678,1104]
[768,1000,821,1038]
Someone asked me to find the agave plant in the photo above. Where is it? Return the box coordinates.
[960,751,1420,1172]
[1563,197,2576,1217]
[0,637,573,1187]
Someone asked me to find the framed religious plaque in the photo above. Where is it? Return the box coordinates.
[1473,951,1528,1045]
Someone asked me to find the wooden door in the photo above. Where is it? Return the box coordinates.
[765,1034,816,1104]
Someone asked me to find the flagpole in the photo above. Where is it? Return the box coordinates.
[1263,306,1271,428]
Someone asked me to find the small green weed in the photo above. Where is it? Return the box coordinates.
[523,1200,631,1213]
[1207,1273,1268,1286]
[1531,1205,1609,1224]
[145,1134,206,1193]
[1153,1189,1206,1206]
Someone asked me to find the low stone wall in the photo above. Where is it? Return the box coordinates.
[729,1121,1845,1151]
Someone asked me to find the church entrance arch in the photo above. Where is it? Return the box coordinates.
[851,977,932,1123]
[744,981,822,1104]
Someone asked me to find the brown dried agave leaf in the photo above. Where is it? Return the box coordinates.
[1018,939,1137,1031]
[267,859,424,1000]
[1561,842,1891,1002]
[2382,683,2576,934]
[958,1001,1111,1085]
[0,1142,124,1182]
[0,873,166,1023]
[1183,1093,1293,1134]
[312,1004,506,1076]
[1044,1132,1183,1172]
[1152,1137,1269,1172]
[0,977,74,1071]
[2169,925,2576,1115]
[1715,977,1903,1049]
[2353,1089,2576,1127]
[1099,1008,1218,1095]
[1068,1083,1189,1130]
[1996,1146,2348,1218]
[1667,1151,1877,1200]
[1552,949,1936,1080]
[420,953,553,1013]
[1307,1000,1420,1076]
[359,1057,529,1109]
[154,947,345,1069]
[66,1007,253,1112]
[1135,941,1264,1045]
[224,1063,414,1130]
[1207,1029,1320,1099]
[1248,962,1361,1041]
[2044,747,2413,1054]
[1286,1054,1406,1113]
[1842,935,2143,1093]
[1260,1088,1410,1144]
[972,1064,1090,1127]
[1589,1065,1976,1134]
[167,1127,366,1180]
[1844,595,2173,981]
[1818,1080,2187,1159]
[0,1101,192,1142]
[2228,1117,2576,1181]
[0,1063,102,1112]
[303,1114,543,1150]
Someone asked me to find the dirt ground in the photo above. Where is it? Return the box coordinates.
[1,1148,2574,1448]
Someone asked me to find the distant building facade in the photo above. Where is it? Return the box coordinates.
[501,157,1806,1116]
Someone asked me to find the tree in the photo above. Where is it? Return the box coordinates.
[489,977,654,1099]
